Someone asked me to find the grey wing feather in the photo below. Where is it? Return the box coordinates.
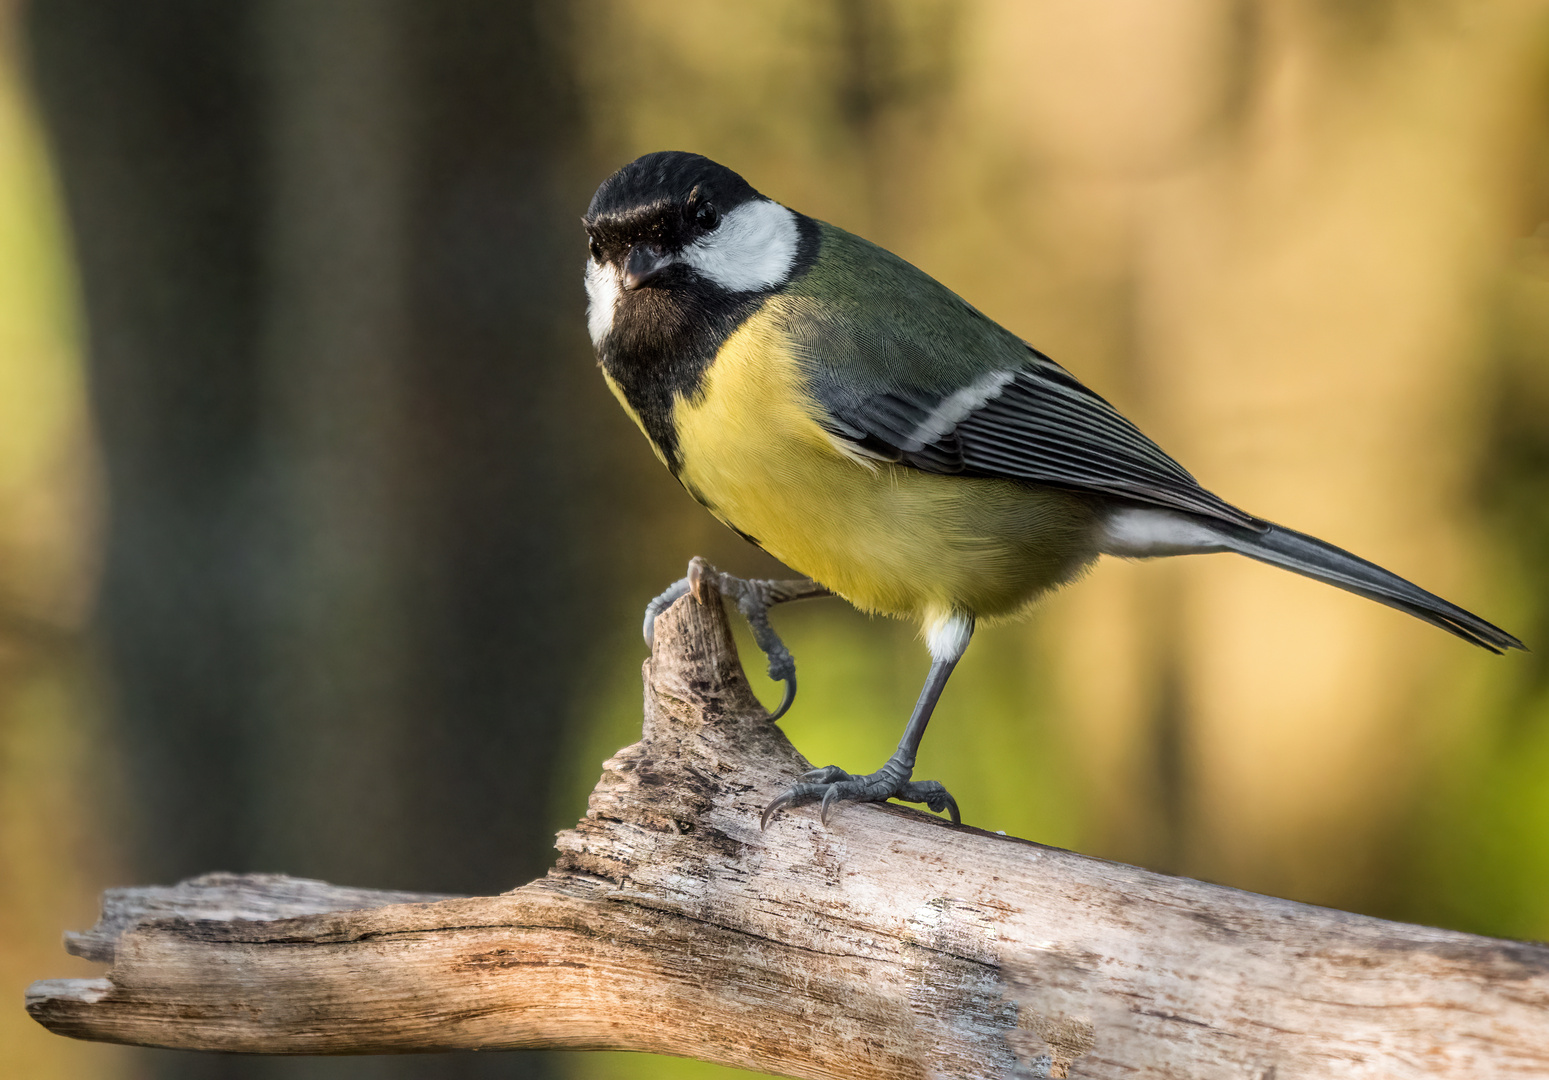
[819,348,1266,531]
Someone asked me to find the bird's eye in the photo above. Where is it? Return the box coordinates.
[588,237,602,261]
[696,202,720,231]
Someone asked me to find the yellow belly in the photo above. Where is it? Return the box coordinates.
[670,305,1099,623]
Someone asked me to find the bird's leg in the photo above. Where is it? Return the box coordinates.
[643,556,830,721]
[762,613,973,829]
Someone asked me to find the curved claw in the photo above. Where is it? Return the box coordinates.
[819,784,845,827]
[761,771,963,830]
[642,579,692,647]
[900,780,961,826]
[768,673,797,722]
[644,562,827,722]
[761,788,800,831]
[935,790,962,827]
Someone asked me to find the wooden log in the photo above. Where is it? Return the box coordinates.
[25,581,1549,1078]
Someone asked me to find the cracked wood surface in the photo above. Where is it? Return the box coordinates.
[25,583,1549,1078]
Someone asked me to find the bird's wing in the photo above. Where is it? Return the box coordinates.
[814,347,1265,531]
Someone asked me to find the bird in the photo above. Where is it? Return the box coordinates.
[580,150,1524,830]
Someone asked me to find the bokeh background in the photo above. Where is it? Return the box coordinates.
[5,1,1549,1078]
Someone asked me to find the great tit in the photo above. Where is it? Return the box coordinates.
[582,150,1523,829]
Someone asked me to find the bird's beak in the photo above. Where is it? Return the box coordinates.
[622,243,673,290]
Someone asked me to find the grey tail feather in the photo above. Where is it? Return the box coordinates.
[1217,522,1525,654]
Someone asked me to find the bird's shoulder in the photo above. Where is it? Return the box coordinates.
[771,221,1030,393]
[769,222,1260,530]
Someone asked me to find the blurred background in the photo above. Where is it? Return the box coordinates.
[4,1,1549,1077]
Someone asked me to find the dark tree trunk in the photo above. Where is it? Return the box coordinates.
[24,0,270,888]
[22,1,601,1076]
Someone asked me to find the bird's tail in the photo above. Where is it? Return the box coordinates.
[1216,522,1524,654]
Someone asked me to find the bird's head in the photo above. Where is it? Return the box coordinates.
[582,151,800,348]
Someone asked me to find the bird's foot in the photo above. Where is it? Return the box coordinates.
[761,758,960,829]
[642,557,829,721]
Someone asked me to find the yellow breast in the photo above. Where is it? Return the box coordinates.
[669,302,1099,624]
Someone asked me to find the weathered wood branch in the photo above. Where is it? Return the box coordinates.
[26,584,1549,1078]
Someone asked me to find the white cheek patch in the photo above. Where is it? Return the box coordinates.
[681,198,799,292]
[584,257,621,347]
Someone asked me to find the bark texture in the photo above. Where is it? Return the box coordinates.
[26,585,1549,1079]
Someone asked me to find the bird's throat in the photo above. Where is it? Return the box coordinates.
[596,284,761,475]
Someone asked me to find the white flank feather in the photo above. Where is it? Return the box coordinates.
[1099,507,1226,557]
[926,612,974,663]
